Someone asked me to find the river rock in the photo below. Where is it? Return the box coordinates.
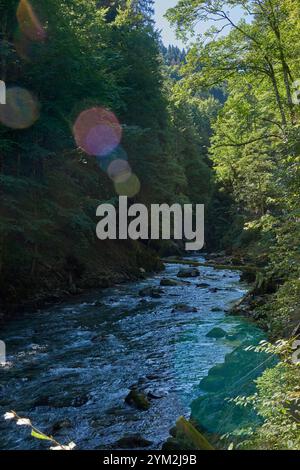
[197,283,210,288]
[177,268,200,278]
[125,390,150,411]
[206,327,227,339]
[160,278,183,287]
[172,303,198,313]
[115,435,153,449]
[139,287,164,298]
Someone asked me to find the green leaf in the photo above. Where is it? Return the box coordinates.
[31,429,52,441]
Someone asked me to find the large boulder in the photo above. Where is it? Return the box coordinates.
[177,268,200,278]
[206,328,227,339]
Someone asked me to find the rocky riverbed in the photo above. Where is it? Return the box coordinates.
[0,256,269,450]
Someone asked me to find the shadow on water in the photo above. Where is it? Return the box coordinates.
[0,256,273,450]
[189,324,277,440]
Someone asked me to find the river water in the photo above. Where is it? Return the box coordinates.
[0,256,265,450]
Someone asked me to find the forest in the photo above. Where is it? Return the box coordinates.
[0,0,299,453]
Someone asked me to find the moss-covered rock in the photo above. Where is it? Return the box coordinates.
[177,267,200,278]
[125,389,150,411]
[163,417,214,450]
[206,327,227,339]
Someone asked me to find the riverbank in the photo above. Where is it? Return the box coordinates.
[0,239,164,325]
[0,249,252,326]
[164,252,299,341]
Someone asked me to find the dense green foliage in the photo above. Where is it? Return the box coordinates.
[167,0,300,450]
[0,0,215,310]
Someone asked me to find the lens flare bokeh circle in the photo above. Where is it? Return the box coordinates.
[108,159,132,184]
[73,108,122,157]
[14,29,36,62]
[0,87,40,129]
[114,173,141,198]
[17,0,46,42]
[96,146,128,173]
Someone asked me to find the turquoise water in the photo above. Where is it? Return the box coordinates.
[0,257,268,449]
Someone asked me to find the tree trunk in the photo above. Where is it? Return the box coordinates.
[266,59,287,129]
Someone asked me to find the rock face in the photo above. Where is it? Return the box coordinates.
[125,389,150,410]
[172,303,198,313]
[177,267,200,278]
[139,287,164,298]
[115,435,153,449]
[206,327,227,339]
